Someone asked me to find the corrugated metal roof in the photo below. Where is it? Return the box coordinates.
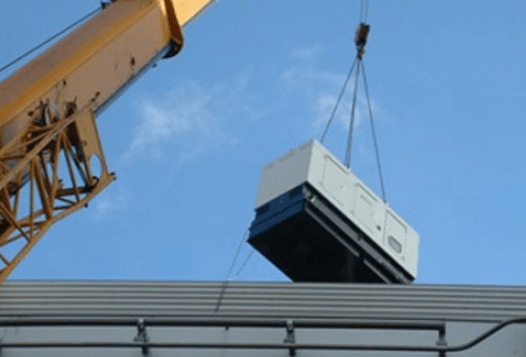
[1,281,526,323]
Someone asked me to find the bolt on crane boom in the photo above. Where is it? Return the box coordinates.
[0,0,214,284]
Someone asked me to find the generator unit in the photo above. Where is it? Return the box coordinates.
[248,139,419,283]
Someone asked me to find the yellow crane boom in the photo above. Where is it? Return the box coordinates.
[0,0,213,284]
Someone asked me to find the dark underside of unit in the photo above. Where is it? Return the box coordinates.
[248,184,413,284]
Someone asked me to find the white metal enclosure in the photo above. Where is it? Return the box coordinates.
[254,139,419,279]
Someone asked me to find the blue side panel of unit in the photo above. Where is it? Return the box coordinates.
[249,185,306,238]
[248,184,412,284]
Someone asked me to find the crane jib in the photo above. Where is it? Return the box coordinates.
[0,0,214,285]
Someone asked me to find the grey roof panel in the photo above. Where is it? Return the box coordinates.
[1,281,526,323]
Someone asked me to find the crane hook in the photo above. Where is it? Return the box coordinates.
[355,22,370,59]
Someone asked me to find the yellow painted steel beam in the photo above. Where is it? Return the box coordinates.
[0,0,213,145]
[0,0,214,283]
[0,106,115,284]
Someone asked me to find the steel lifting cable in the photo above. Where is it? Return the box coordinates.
[361,60,386,201]
[0,6,102,75]
[344,60,361,168]
[359,0,370,23]
[319,1,387,202]
[234,249,254,277]
[359,0,364,22]
[215,228,254,312]
[214,249,255,312]
[349,24,387,202]
[320,58,357,143]
[363,0,370,23]
[224,229,249,280]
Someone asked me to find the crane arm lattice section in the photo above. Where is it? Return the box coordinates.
[0,106,114,283]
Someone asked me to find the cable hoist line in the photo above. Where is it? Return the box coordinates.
[344,61,361,168]
[359,0,364,22]
[215,228,254,312]
[363,0,370,23]
[361,60,386,202]
[359,0,370,23]
[320,58,357,144]
[0,7,101,75]
[319,1,387,202]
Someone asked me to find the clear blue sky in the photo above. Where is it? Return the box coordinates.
[1,0,526,285]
